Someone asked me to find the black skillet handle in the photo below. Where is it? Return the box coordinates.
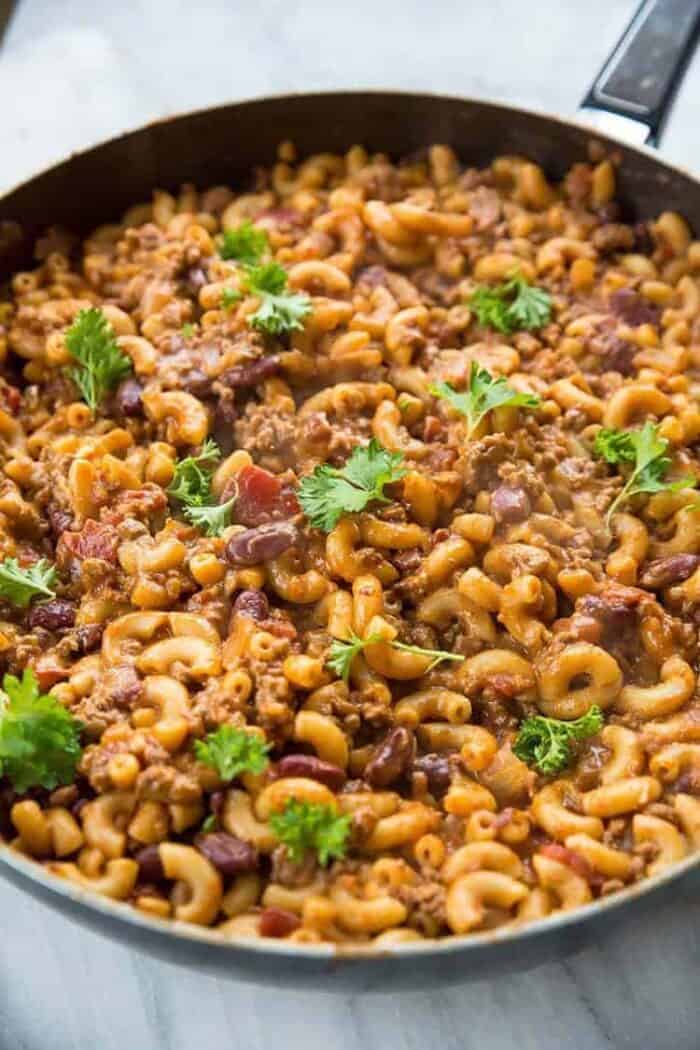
[579,0,700,147]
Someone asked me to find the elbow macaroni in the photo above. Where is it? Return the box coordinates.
[3,139,700,947]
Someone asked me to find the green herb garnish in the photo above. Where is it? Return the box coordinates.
[513,706,604,776]
[430,362,540,438]
[298,439,406,532]
[194,725,270,781]
[327,630,464,683]
[219,220,269,267]
[269,799,351,865]
[167,440,234,536]
[0,559,57,608]
[183,500,236,537]
[220,288,242,310]
[471,273,552,334]
[594,422,696,522]
[65,308,132,412]
[244,262,311,336]
[0,669,82,791]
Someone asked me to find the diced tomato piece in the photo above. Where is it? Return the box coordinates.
[235,466,298,527]
[539,843,595,883]
[57,520,119,565]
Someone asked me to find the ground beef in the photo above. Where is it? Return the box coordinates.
[233,403,297,472]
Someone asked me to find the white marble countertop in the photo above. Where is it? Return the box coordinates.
[1,2,700,1048]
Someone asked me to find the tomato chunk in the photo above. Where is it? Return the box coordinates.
[234,466,299,527]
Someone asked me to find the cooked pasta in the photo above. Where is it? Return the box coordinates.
[0,140,698,945]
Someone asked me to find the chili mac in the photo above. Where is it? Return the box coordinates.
[0,140,698,946]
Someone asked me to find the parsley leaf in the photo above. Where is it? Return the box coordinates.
[194,725,270,781]
[0,558,57,608]
[65,308,132,412]
[167,439,221,506]
[245,262,311,336]
[471,273,552,334]
[470,286,512,334]
[200,813,218,833]
[390,641,466,671]
[327,631,382,682]
[269,799,351,865]
[219,220,270,267]
[183,499,236,537]
[594,422,696,522]
[0,669,82,792]
[513,706,603,776]
[167,440,234,536]
[220,287,242,310]
[298,439,406,532]
[327,631,464,682]
[430,362,540,438]
[181,323,195,338]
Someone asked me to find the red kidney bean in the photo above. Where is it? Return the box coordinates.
[364,727,415,788]
[490,485,531,525]
[276,754,346,792]
[212,397,237,455]
[135,844,165,882]
[70,797,90,821]
[181,370,212,398]
[184,265,207,294]
[225,522,298,566]
[114,377,144,417]
[75,622,105,654]
[259,907,300,938]
[579,592,639,635]
[233,589,269,621]
[195,832,258,876]
[608,287,659,327]
[220,356,281,389]
[27,599,76,632]
[209,790,225,818]
[640,554,700,590]
[413,753,451,797]
[47,503,74,539]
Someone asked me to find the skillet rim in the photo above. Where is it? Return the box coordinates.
[1,88,699,207]
[1,88,699,968]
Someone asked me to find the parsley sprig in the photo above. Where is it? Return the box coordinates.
[221,287,242,310]
[298,439,407,532]
[65,308,132,412]
[513,706,603,776]
[244,262,311,336]
[327,630,464,682]
[0,558,57,608]
[471,273,552,334]
[594,422,696,522]
[194,725,270,781]
[430,362,540,438]
[269,799,351,865]
[0,669,82,791]
[167,440,235,536]
[217,222,310,334]
[219,220,270,267]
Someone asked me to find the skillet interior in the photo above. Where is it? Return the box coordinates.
[0,91,699,988]
[1,91,699,278]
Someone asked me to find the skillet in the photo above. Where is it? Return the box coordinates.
[0,0,699,989]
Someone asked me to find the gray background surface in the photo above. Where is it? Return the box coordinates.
[1,2,700,1048]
